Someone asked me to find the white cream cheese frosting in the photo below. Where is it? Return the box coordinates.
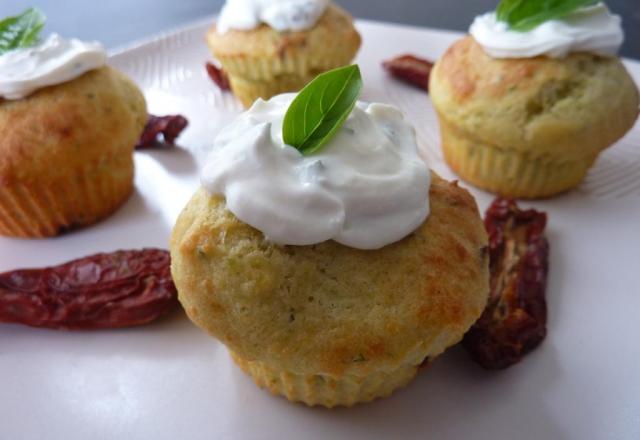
[217,0,329,33]
[201,93,431,250]
[0,33,106,100]
[469,3,624,59]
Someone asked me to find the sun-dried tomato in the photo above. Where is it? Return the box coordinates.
[205,62,231,91]
[0,249,178,330]
[135,114,188,149]
[462,198,549,369]
[382,54,434,92]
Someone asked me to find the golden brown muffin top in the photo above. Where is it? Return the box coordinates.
[0,66,147,185]
[429,36,639,159]
[171,174,489,377]
[206,3,361,63]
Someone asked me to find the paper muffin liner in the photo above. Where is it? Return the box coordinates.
[209,23,359,107]
[230,351,419,408]
[219,47,357,107]
[438,117,596,198]
[0,161,133,238]
[216,47,358,83]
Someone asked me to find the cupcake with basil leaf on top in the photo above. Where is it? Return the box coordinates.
[171,65,489,407]
[0,8,147,238]
[429,0,639,198]
[207,0,361,107]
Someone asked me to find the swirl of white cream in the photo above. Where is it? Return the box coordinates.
[0,33,106,100]
[200,94,431,250]
[217,0,329,33]
[469,3,624,59]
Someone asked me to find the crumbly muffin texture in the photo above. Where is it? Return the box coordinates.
[429,36,639,198]
[0,66,147,237]
[171,175,489,405]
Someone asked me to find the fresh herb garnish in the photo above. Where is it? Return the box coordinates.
[496,0,598,32]
[0,7,46,55]
[283,64,363,155]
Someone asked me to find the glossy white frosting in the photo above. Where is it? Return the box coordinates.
[469,3,623,59]
[217,0,329,33]
[201,93,431,249]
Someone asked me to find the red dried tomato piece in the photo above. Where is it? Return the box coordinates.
[382,54,434,92]
[205,62,231,91]
[135,114,188,149]
[462,198,549,369]
[0,249,179,330]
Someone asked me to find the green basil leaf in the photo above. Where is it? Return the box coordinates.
[0,8,46,55]
[496,0,599,32]
[282,64,363,155]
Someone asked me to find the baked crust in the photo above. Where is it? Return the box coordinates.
[429,35,639,161]
[205,3,361,106]
[171,174,489,378]
[206,3,361,79]
[0,66,147,237]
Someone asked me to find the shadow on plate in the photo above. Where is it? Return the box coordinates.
[136,144,198,176]
[228,343,570,439]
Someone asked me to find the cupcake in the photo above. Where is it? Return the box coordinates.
[429,2,639,198]
[0,10,147,238]
[171,68,489,407]
[206,0,361,107]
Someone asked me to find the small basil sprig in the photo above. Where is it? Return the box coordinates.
[0,7,46,55]
[283,64,363,155]
[496,0,599,32]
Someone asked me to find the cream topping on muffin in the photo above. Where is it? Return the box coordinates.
[469,3,623,59]
[201,93,431,249]
[0,33,106,100]
[216,0,329,33]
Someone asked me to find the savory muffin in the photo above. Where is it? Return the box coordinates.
[429,11,639,198]
[171,174,489,407]
[173,74,489,406]
[206,1,361,107]
[0,66,146,237]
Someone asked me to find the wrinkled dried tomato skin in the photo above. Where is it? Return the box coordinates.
[382,54,434,91]
[135,114,188,149]
[205,62,231,91]
[0,249,178,330]
[462,198,549,369]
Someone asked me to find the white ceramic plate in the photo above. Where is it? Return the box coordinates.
[1,19,639,440]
